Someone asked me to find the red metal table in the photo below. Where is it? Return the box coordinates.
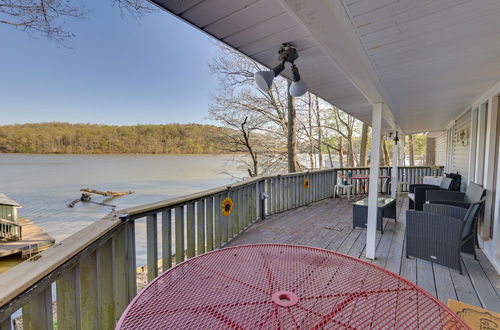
[117,244,467,329]
[340,174,391,193]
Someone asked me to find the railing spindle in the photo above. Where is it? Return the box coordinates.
[186,203,195,259]
[97,239,114,328]
[146,214,158,281]
[206,197,214,251]
[175,206,185,263]
[196,200,205,255]
[79,251,98,329]
[56,266,79,329]
[161,209,172,271]
[22,287,53,330]
[111,225,134,318]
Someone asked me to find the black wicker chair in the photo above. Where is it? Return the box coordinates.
[408,178,452,211]
[406,199,485,274]
[426,182,485,208]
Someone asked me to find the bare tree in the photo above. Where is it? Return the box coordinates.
[408,134,415,166]
[0,0,154,42]
[315,95,323,169]
[359,123,369,167]
[324,107,361,167]
[381,138,390,166]
[209,45,291,175]
[425,137,436,165]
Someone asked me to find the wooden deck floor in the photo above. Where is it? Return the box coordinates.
[229,195,500,313]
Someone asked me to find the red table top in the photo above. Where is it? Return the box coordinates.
[340,174,390,180]
[117,244,467,329]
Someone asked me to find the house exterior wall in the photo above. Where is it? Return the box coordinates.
[436,132,447,166]
[452,110,472,191]
[441,80,500,273]
[0,205,17,222]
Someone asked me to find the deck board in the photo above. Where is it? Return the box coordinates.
[228,194,500,311]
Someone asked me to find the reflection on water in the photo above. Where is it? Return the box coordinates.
[0,255,23,274]
[0,154,246,267]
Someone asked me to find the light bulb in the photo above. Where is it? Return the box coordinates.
[289,80,307,97]
[254,62,285,92]
[289,64,307,97]
[254,70,275,91]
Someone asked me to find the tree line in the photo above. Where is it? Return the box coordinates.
[0,123,231,154]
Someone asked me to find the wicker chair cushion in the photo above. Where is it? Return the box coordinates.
[440,178,453,189]
[464,183,485,203]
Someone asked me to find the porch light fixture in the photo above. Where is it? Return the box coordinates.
[254,43,308,97]
[394,132,399,145]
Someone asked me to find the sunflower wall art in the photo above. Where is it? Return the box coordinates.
[221,197,234,216]
[303,178,310,189]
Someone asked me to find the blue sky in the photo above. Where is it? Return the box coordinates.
[0,1,220,125]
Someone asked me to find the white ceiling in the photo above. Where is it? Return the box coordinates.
[343,0,500,133]
[153,0,500,134]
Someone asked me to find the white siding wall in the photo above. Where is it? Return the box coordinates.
[453,110,472,191]
[435,132,447,166]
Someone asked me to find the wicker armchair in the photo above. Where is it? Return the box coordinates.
[426,182,485,208]
[406,199,485,274]
[408,178,452,211]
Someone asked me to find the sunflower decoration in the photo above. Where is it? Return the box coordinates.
[303,178,310,189]
[221,197,234,216]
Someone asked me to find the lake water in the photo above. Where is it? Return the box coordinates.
[0,154,247,269]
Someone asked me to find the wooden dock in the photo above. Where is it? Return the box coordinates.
[0,218,55,258]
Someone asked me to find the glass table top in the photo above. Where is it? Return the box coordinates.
[353,197,396,207]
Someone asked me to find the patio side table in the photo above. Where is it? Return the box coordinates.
[117,244,466,329]
[352,197,397,234]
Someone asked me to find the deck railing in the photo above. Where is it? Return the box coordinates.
[0,165,443,329]
[0,219,21,241]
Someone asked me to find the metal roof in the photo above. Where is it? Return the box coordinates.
[0,193,21,207]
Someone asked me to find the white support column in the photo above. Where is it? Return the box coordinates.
[366,103,383,260]
[468,108,478,184]
[391,134,398,198]
[482,96,499,238]
[493,138,500,254]
[475,103,488,184]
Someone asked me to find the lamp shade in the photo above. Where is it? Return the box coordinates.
[254,70,275,91]
[289,80,307,97]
